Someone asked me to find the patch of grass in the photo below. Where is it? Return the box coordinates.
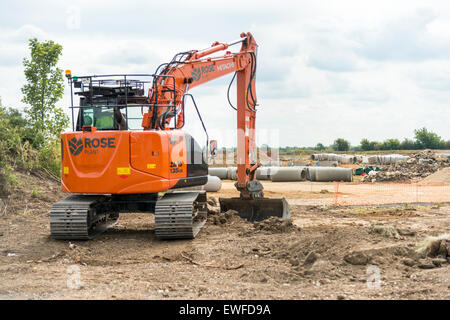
[31,188,41,198]
[0,165,19,195]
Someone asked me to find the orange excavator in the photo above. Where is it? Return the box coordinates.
[50,32,289,240]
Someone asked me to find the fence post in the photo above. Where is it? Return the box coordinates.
[334,182,339,206]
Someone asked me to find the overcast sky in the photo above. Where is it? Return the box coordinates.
[1,0,450,147]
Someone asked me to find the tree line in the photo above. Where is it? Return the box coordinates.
[313,128,450,152]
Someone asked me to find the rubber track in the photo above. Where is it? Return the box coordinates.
[50,195,117,240]
[154,191,207,240]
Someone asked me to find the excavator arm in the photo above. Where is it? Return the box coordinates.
[142,33,258,193]
[142,32,289,220]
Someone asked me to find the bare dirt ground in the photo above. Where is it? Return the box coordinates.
[219,180,450,206]
[0,171,449,300]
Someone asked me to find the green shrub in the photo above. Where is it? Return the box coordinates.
[0,102,62,195]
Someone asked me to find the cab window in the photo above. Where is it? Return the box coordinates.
[77,107,118,131]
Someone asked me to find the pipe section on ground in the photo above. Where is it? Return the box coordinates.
[176,175,222,192]
[227,167,237,180]
[368,154,409,165]
[203,175,222,192]
[306,167,353,182]
[311,153,357,164]
[270,167,307,182]
[256,167,271,180]
[208,167,228,179]
[260,161,282,167]
[315,161,338,167]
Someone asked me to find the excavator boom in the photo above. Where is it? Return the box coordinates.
[142,32,289,221]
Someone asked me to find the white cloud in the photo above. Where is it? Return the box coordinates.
[1,0,450,148]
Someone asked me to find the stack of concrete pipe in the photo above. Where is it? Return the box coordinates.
[226,166,276,181]
[368,154,409,165]
[269,167,307,182]
[311,153,357,164]
[315,161,338,167]
[209,165,353,183]
[260,160,282,167]
[306,167,353,182]
[287,161,310,167]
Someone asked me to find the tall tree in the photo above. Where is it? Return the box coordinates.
[414,127,443,149]
[315,143,325,151]
[21,38,68,139]
[360,138,372,151]
[332,138,350,151]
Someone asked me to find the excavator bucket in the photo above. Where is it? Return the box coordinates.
[219,197,290,222]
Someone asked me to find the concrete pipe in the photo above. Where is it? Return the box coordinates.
[270,167,307,182]
[306,167,353,182]
[203,175,222,192]
[316,161,338,167]
[312,153,358,164]
[176,175,222,192]
[256,167,271,180]
[208,167,228,179]
[227,167,238,180]
[287,161,309,167]
[368,156,378,164]
[375,154,408,165]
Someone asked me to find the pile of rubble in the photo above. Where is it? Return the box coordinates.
[362,150,450,182]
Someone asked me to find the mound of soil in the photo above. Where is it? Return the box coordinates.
[253,217,299,233]
[210,209,245,225]
[419,167,450,185]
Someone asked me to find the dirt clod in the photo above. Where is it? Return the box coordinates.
[426,240,443,257]
[397,228,416,236]
[431,258,447,267]
[253,217,299,233]
[370,224,399,238]
[344,251,369,265]
[438,240,449,257]
[403,258,416,267]
[418,259,436,269]
[211,210,242,225]
[303,251,318,266]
